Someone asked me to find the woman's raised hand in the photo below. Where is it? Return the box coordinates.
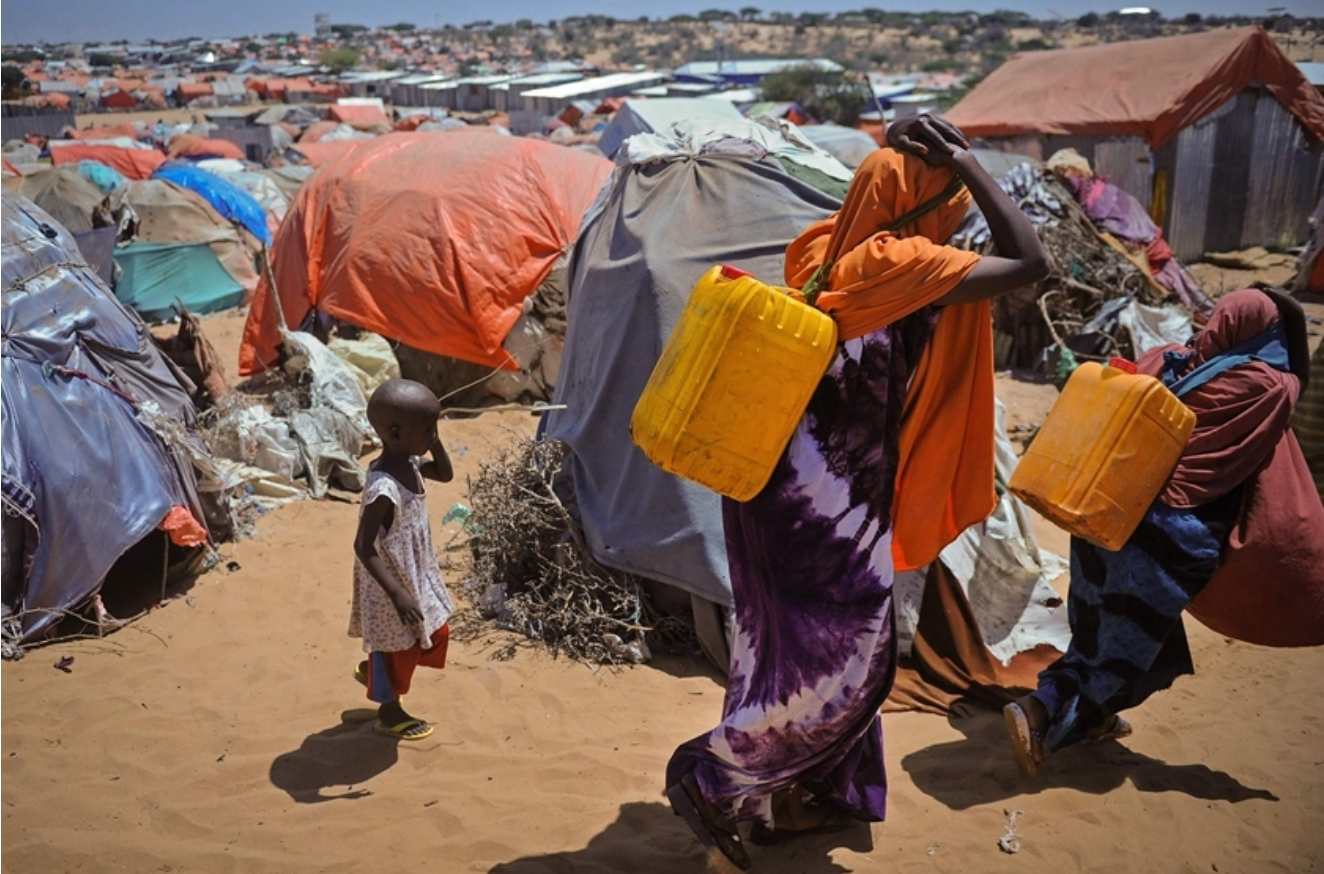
[886,114,970,167]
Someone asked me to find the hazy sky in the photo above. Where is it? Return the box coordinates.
[2,0,1309,45]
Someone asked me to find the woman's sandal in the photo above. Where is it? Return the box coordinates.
[666,772,752,872]
[1003,699,1047,778]
[373,718,434,741]
[1085,713,1133,743]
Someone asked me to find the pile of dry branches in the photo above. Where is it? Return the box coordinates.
[969,169,1173,371]
[453,436,690,666]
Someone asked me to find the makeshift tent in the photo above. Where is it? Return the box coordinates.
[796,123,880,169]
[49,144,165,180]
[17,165,117,234]
[65,124,141,141]
[114,241,247,320]
[100,89,138,109]
[2,193,229,650]
[153,163,273,245]
[946,27,1324,146]
[946,27,1324,261]
[122,178,261,300]
[298,120,340,143]
[289,138,372,167]
[544,122,843,614]
[177,82,214,102]
[596,97,744,159]
[239,129,613,375]
[328,103,391,128]
[166,133,246,161]
[261,165,314,202]
[77,160,128,194]
[16,166,125,282]
[194,162,291,236]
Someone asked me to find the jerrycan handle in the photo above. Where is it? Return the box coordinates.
[1108,357,1138,374]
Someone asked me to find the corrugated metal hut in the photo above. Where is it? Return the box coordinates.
[946,27,1324,261]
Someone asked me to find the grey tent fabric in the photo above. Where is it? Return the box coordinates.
[2,193,224,645]
[796,123,881,169]
[596,98,743,159]
[544,153,840,607]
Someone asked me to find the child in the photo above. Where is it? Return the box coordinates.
[350,378,455,741]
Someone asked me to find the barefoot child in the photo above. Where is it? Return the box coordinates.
[350,379,455,741]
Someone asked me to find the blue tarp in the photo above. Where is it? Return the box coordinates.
[153,163,272,245]
[113,240,246,321]
[2,194,216,643]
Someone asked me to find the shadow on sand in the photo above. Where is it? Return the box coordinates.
[901,704,1279,810]
[489,801,877,874]
[269,709,407,804]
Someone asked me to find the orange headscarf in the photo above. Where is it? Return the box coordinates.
[784,147,996,571]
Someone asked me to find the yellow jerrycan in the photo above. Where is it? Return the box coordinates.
[1008,358,1196,551]
[631,265,839,501]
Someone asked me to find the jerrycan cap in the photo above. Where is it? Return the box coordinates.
[1108,357,1138,374]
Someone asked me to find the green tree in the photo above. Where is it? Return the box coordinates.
[385,22,416,32]
[1,49,45,63]
[698,9,735,22]
[2,65,30,97]
[740,7,762,21]
[760,65,870,126]
[319,46,362,71]
[330,23,367,38]
[87,52,121,67]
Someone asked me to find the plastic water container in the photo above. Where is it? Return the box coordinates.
[1008,358,1196,550]
[631,265,839,501]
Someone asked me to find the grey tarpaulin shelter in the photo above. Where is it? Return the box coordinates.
[596,98,744,160]
[2,192,229,652]
[544,121,843,663]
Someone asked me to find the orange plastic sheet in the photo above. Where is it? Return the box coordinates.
[946,26,1324,148]
[327,103,390,128]
[289,138,371,166]
[167,134,245,161]
[66,123,140,141]
[50,144,165,180]
[239,130,612,375]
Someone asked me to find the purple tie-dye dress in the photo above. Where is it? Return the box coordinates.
[666,307,938,827]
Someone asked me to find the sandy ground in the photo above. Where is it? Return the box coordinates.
[5,305,1324,874]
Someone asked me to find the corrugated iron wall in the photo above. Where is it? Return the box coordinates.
[1243,94,1324,253]
[975,87,1324,263]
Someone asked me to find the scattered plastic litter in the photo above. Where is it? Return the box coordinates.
[998,809,1024,854]
[53,656,74,673]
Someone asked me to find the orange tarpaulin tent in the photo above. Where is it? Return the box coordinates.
[240,130,613,375]
[289,138,372,167]
[297,120,340,143]
[66,123,140,141]
[946,27,1324,148]
[49,144,165,180]
[178,82,214,101]
[167,134,246,161]
[327,103,391,128]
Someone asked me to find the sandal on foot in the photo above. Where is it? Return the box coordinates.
[353,661,368,688]
[1085,714,1133,743]
[1004,700,1046,778]
[374,718,434,741]
[666,773,752,871]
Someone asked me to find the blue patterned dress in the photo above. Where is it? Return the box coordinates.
[666,307,937,827]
